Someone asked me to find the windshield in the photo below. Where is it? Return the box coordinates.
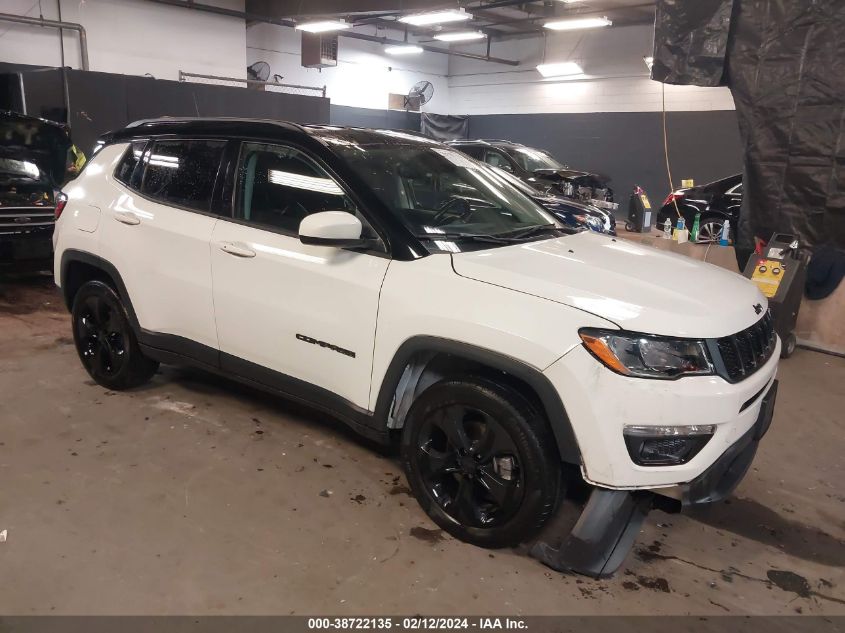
[504,146,563,172]
[333,144,558,243]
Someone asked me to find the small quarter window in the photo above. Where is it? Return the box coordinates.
[114,140,147,187]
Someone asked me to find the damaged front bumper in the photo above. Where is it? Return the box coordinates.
[531,380,778,578]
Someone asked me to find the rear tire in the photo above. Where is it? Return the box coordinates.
[401,377,562,548]
[71,281,158,390]
[695,215,725,243]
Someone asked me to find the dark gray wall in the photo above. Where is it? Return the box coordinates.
[7,68,331,154]
[467,110,743,209]
[330,104,421,131]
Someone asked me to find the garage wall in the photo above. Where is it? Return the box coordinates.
[448,24,741,206]
[448,25,734,115]
[246,23,451,113]
[0,0,247,81]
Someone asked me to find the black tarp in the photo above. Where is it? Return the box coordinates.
[652,0,845,256]
[421,112,469,141]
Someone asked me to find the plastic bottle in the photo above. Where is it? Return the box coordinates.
[719,220,730,246]
[663,218,672,239]
[674,216,685,241]
[690,212,701,242]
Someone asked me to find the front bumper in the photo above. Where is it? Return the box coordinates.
[544,337,780,489]
[0,231,54,268]
[682,379,777,505]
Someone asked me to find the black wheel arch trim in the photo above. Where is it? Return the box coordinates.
[374,336,581,465]
[61,249,140,326]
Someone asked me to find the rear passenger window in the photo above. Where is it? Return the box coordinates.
[139,139,226,212]
[114,140,146,187]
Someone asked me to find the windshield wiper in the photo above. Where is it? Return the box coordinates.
[415,232,521,244]
[498,224,564,240]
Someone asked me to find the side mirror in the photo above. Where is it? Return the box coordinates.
[299,211,364,248]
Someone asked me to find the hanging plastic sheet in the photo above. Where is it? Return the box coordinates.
[652,0,845,256]
[421,113,469,142]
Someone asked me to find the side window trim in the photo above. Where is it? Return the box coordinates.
[225,140,389,255]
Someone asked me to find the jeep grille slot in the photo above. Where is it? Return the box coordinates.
[716,311,776,382]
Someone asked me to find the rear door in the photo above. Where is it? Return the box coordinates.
[98,138,227,359]
[209,141,390,409]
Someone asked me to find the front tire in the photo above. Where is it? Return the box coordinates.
[71,281,158,390]
[401,377,562,548]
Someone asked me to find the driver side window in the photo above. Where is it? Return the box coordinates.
[483,150,513,172]
[236,142,358,235]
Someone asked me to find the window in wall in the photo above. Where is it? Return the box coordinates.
[139,139,226,212]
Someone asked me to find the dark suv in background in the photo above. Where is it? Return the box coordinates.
[0,111,73,271]
[447,139,615,210]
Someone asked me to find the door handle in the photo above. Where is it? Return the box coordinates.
[217,241,256,258]
[114,211,140,225]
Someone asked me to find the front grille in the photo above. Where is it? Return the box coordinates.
[0,206,55,232]
[716,311,777,382]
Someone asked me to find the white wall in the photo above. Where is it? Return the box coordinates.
[448,24,735,115]
[0,0,246,81]
[246,23,451,113]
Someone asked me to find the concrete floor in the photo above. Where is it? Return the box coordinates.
[1,273,843,615]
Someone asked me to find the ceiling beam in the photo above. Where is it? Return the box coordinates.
[245,0,453,19]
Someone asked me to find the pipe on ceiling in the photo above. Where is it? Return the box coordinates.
[145,0,520,66]
[0,12,89,70]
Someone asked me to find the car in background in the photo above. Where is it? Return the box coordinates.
[657,174,742,243]
[490,165,615,235]
[0,111,72,271]
[447,139,616,211]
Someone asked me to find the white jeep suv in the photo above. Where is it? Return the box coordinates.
[54,119,779,576]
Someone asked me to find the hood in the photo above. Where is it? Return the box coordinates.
[0,111,71,186]
[533,168,610,185]
[451,231,766,339]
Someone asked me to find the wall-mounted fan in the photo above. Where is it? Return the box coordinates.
[405,80,434,110]
[247,61,271,82]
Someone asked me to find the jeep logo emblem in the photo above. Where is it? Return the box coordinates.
[753,303,763,315]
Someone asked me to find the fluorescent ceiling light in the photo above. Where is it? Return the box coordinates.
[295,20,351,33]
[384,45,424,55]
[544,16,612,30]
[536,61,584,77]
[433,31,486,42]
[399,8,472,26]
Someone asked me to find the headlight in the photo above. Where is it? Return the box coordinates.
[579,328,713,379]
[573,214,604,232]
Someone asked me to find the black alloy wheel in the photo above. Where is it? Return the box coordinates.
[71,281,158,390]
[416,403,525,528]
[402,378,561,548]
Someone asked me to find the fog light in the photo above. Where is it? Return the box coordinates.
[623,425,715,466]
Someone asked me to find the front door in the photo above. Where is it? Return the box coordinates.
[209,141,390,410]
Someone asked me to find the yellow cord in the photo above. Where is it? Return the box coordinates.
[662,83,682,219]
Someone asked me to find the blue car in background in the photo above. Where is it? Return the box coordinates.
[491,166,616,235]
